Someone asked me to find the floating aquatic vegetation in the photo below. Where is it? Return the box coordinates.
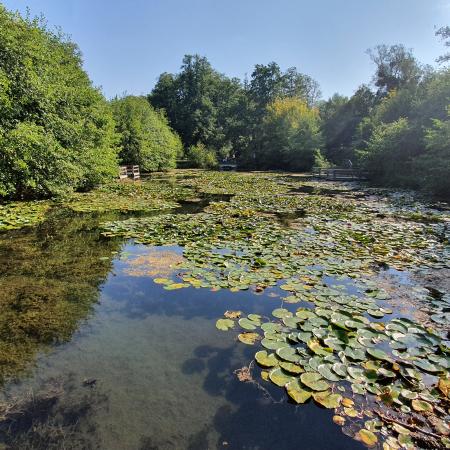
[99,171,449,448]
[58,179,189,213]
[218,300,449,449]
[0,201,50,231]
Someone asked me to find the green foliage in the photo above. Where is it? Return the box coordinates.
[358,118,415,185]
[320,86,375,163]
[110,96,181,172]
[435,26,450,64]
[150,56,322,165]
[0,6,118,199]
[367,44,424,94]
[186,143,218,169]
[415,112,450,198]
[253,98,323,171]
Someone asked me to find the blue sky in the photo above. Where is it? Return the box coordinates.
[3,0,449,99]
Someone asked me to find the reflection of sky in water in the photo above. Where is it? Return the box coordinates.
[4,242,363,450]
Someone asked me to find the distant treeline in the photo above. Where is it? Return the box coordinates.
[149,45,450,198]
[0,4,448,199]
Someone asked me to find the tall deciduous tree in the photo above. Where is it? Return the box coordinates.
[0,5,118,199]
[111,96,182,172]
[255,97,323,170]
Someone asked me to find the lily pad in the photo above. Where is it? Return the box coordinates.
[216,319,235,330]
[313,391,342,408]
[286,379,312,403]
[356,429,378,448]
[300,372,329,391]
[238,332,260,345]
[255,350,278,367]
[269,368,295,387]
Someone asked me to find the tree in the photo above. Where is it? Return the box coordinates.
[186,143,218,169]
[436,26,450,64]
[0,5,118,199]
[149,55,236,153]
[414,109,450,199]
[111,96,182,172]
[367,45,423,94]
[357,118,416,185]
[320,86,376,163]
[257,97,323,170]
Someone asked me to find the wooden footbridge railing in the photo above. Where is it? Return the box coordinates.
[119,165,140,180]
[312,167,368,181]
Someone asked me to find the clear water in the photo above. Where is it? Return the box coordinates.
[0,210,363,450]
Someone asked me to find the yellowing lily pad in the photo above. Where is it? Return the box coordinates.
[238,332,260,345]
[313,391,342,408]
[286,379,312,403]
[356,429,378,448]
[411,399,433,412]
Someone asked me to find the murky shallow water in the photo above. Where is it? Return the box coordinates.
[0,211,363,450]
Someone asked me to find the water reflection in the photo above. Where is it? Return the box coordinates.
[0,210,122,382]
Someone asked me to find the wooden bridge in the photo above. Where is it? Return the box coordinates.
[119,165,140,180]
[219,162,237,171]
[312,167,368,181]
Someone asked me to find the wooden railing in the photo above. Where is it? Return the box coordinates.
[312,167,368,180]
[119,165,140,180]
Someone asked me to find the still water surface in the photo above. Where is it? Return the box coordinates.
[0,208,364,449]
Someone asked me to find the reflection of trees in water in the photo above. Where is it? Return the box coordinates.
[0,210,123,383]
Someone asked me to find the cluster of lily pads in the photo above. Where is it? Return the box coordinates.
[99,171,450,448]
[0,201,51,231]
[58,177,197,213]
[216,283,449,448]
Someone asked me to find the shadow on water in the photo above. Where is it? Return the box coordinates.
[179,343,363,450]
[175,193,234,214]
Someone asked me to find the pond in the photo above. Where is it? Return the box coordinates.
[0,171,448,450]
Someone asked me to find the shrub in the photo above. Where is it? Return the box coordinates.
[186,143,218,169]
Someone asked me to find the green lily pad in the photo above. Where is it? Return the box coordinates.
[276,347,300,363]
[269,368,295,387]
[318,364,341,381]
[300,372,329,391]
[272,308,293,319]
[216,318,235,330]
[261,339,290,351]
[255,350,278,367]
[279,361,303,374]
[239,318,257,330]
[366,348,391,362]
